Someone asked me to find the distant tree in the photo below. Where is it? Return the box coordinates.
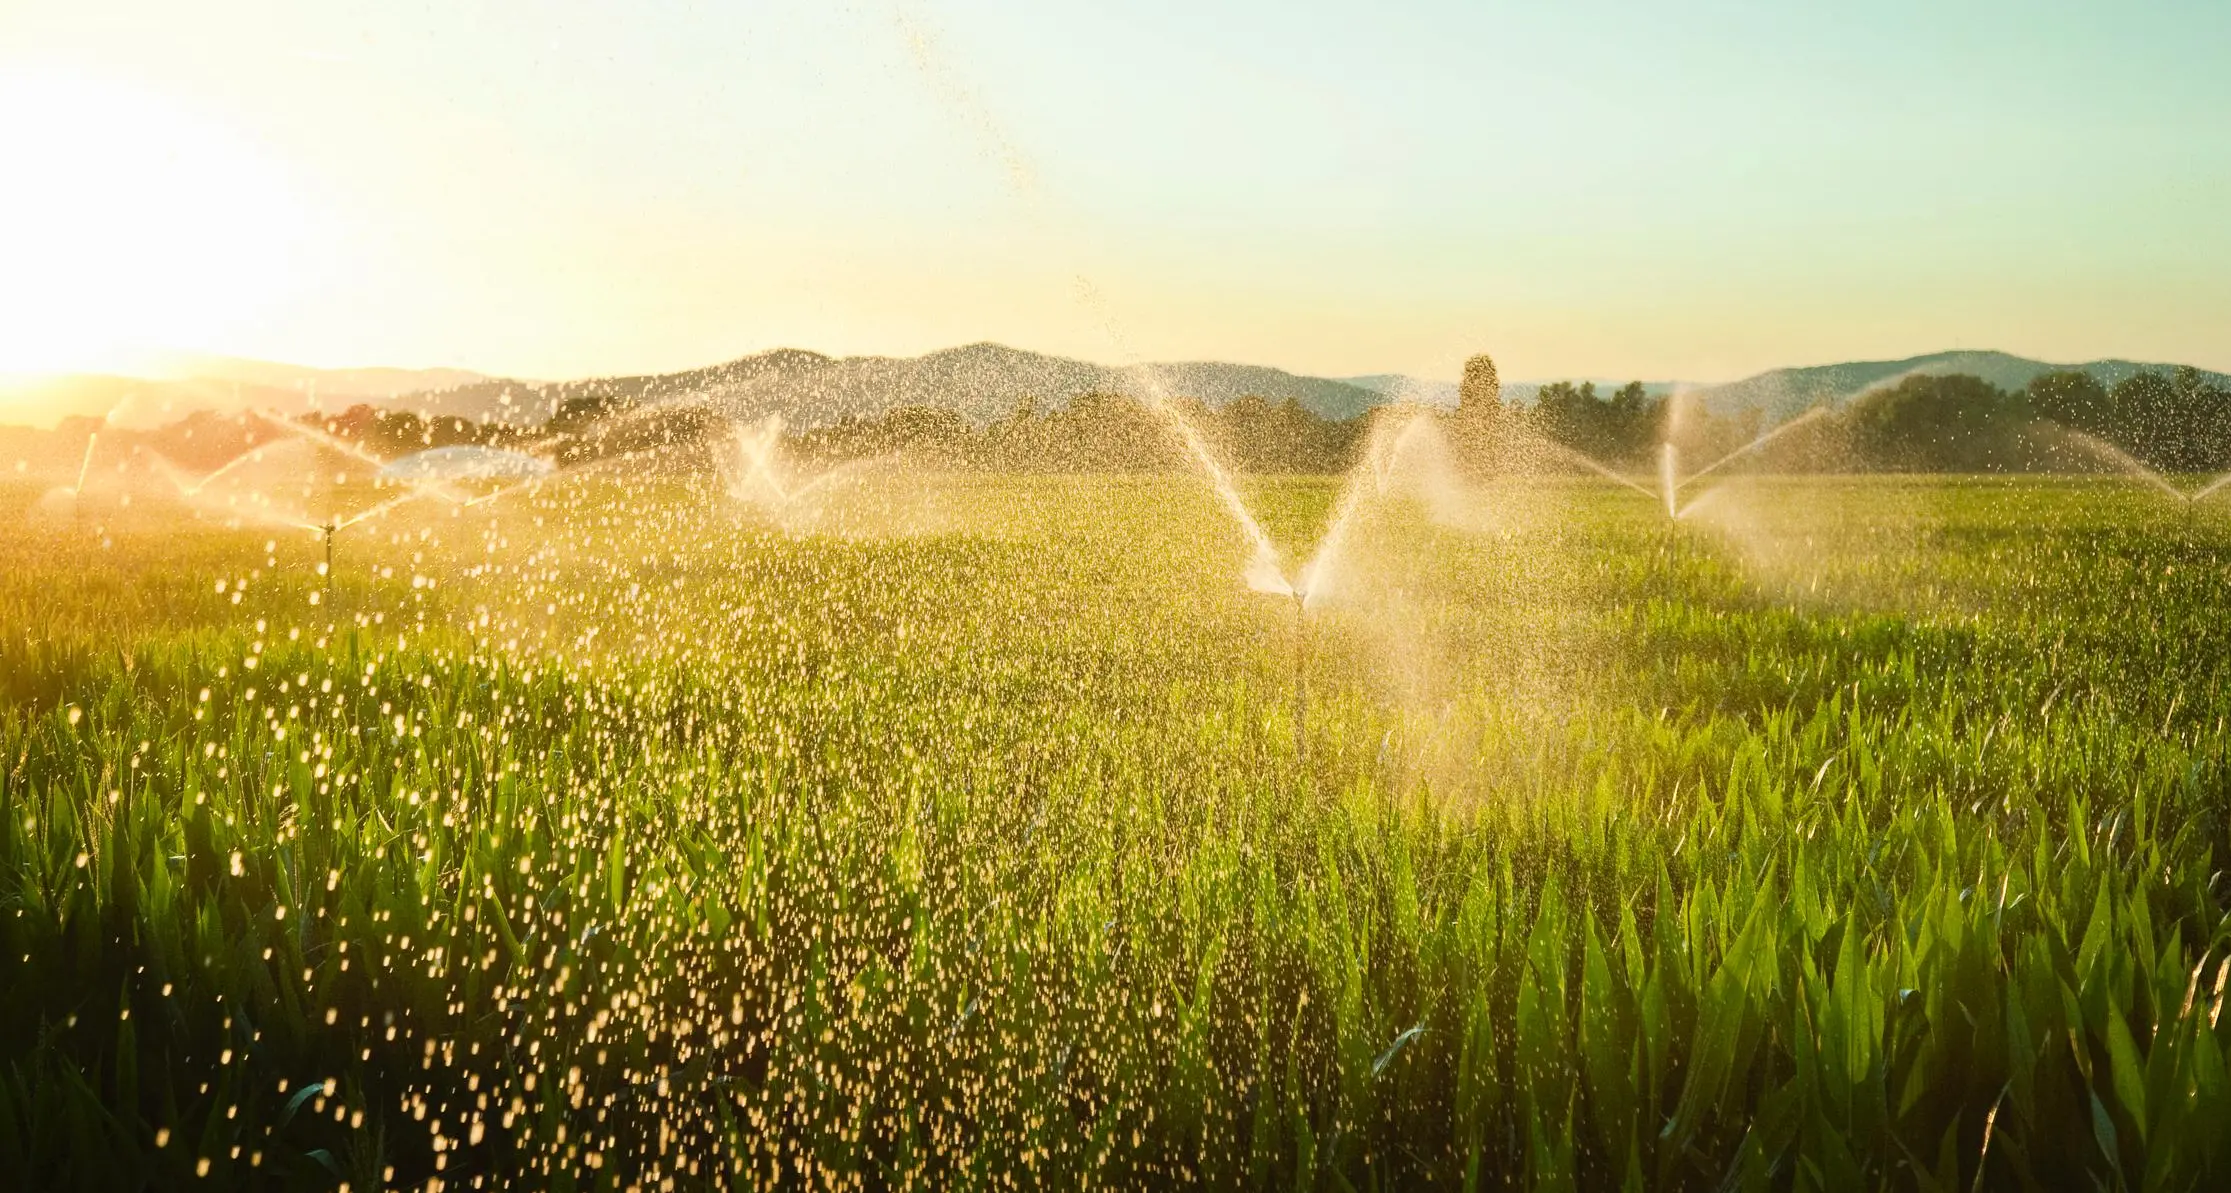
[1449,353,1507,473]
[1048,393,1179,471]
[1218,395,1277,470]
[2170,368,2231,472]
[314,406,495,457]
[1529,381,1584,458]
[1846,374,2017,471]
[875,406,970,458]
[1528,379,1662,464]
[2106,371,2181,471]
[984,396,1048,470]
[1216,395,1346,473]
[1608,381,1658,457]
[2025,370,2108,434]
[1458,355,1501,412]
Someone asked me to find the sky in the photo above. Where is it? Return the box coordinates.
[1,0,2227,388]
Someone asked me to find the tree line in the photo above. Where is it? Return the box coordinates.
[264,357,2231,479]
[1851,367,2231,472]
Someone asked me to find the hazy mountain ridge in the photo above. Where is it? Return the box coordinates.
[0,359,498,428]
[6,346,2226,435]
[706,343,1389,426]
[147,354,494,400]
[0,373,306,429]
[408,342,1386,428]
[1686,351,2231,419]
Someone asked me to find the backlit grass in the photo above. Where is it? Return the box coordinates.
[1,473,2226,1190]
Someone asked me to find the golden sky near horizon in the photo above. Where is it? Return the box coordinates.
[2,0,2227,399]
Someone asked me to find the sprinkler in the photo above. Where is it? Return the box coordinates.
[1659,442,1680,520]
[71,429,100,531]
[1291,590,1307,764]
[322,520,337,596]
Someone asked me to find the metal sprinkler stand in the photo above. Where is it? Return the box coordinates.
[322,520,337,595]
[1292,591,1308,764]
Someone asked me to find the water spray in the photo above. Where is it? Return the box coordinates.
[1530,438,1660,501]
[2058,428,2212,507]
[70,430,101,528]
[1247,412,1442,764]
[1654,406,1832,519]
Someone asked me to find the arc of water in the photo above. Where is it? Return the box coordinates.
[718,413,914,544]
[62,398,138,505]
[1291,412,1436,607]
[459,475,556,509]
[2055,429,2193,502]
[2191,472,2231,503]
[788,460,868,503]
[332,490,428,531]
[71,431,101,497]
[461,435,697,509]
[179,444,275,496]
[168,475,327,533]
[244,409,404,476]
[177,415,389,496]
[1134,379,1286,583]
[1068,291,1292,590]
[727,416,802,505]
[1527,437,1659,500]
[154,421,442,543]
[1674,405,1832,492]
[1363,412,1437,496]
[174,411,496,518]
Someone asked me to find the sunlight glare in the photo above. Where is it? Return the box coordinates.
[0,68,325,377]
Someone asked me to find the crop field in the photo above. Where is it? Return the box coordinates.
[1,470,2228,1190]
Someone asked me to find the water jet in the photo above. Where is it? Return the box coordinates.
[2056,429,2220,506]
[1658,405,1832,519]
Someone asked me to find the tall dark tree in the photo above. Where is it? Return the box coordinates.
[1447,352,1507,472]
[1458,354,1501,412]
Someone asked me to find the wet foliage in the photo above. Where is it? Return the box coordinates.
[1,456,2229,1191]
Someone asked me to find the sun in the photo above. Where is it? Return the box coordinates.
[0,67,321,378]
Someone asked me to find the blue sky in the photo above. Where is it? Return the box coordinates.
[2,0,2226,383]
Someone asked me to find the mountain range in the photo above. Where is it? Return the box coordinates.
[0,358,497,430]
[3,346,2224,434]
[398,343,1390,428]
[1678,350,2231,420]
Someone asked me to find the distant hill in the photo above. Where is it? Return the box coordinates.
[9,345,2227,436]
[1344,375,1687,408]
[0,374,300,429]
[1688,351,2231,420]
[1340,375,1460,407]
[145,354,494,401]
[0,356,498,428]
[402,343,1386,428]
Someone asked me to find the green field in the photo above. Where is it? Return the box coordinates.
[2,472,2228,1190]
